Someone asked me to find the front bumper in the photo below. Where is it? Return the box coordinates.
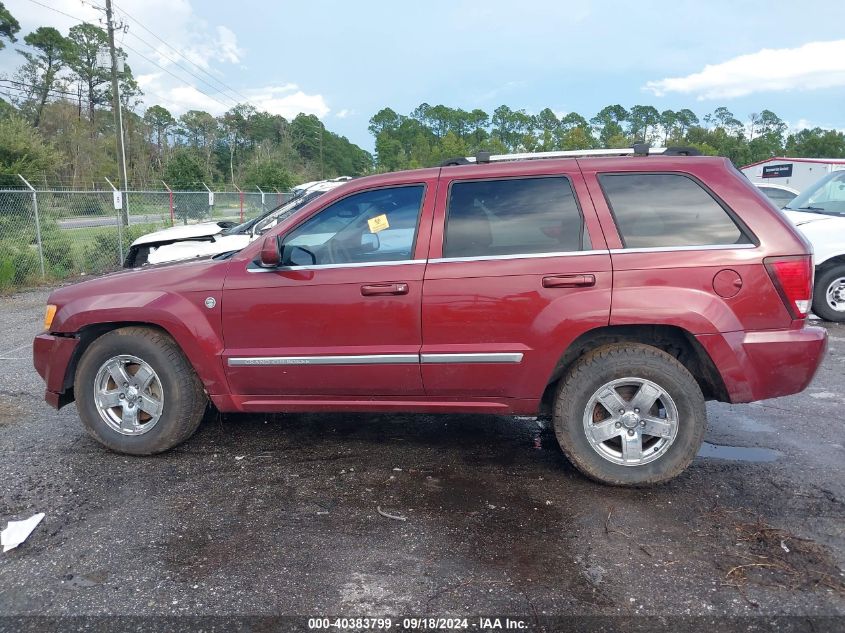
[697,325,828,403]
[33,332,79,409]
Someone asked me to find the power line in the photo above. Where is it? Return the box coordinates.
[118,41,235,111]
[112,0,253,104]
[23,0,240,115]
[24,0,94,24]
[123,30,242,107]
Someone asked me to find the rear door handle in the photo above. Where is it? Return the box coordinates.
[361,283,410,296]
[542,274,596,288]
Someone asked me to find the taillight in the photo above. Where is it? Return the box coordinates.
[764,255,814,319]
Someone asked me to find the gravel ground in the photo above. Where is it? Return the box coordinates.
[0,289,843,630]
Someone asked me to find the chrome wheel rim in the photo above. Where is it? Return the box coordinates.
[93,355,164,436]
[582,377,679,466]
[826,277,845,313]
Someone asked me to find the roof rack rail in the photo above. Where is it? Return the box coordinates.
[439,144,701,167]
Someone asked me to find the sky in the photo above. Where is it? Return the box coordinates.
[3,0,845,152]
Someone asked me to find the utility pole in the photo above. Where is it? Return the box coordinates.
[104,0,129,226]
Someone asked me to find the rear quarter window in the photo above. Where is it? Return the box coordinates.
[599,173,750,249]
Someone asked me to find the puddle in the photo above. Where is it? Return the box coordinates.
[697,442,782,463]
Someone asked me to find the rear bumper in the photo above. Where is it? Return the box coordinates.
[696,325,828,403]
[33,332,79,409]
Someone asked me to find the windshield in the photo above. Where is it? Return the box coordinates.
[221,190,326,235]
[785,170,845,215]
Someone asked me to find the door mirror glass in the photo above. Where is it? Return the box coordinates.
[360,232,380,253]
[283,244,317,267]
[258,235,281,268]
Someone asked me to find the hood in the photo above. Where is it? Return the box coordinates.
[131,221,230,246]
[782,210,838,226]
[49,254,228,309]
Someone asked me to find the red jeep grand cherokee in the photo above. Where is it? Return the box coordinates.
[33,148,828,485]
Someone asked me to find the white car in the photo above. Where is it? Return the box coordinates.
[754,182,799,208]
[780,170,845,322]
[124,177,352,267]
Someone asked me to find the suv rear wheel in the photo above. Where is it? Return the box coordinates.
[74,327,206,455]
[553,343,706,486]
[813,263,845,322]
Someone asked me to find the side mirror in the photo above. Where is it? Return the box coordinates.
[360,232,380,253]
[258,235,281,268]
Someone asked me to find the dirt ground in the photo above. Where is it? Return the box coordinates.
[0,290,843,631]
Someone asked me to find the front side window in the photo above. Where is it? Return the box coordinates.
[280,185,424,266]
[443,176,589,258]
[600,173,748,248]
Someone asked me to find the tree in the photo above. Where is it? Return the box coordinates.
[16,27,72,127]
[786,128,845,158]
[143,105,175,168]
[628,105,660,142]
[659,109,678,144]
[220,103,256,185]
[591,105,629,146]
[178,109,219,176]
[65,23,110,122]
[536,108,560,150]
[242,156,293,190]
[162,149,204,188]
[0,2,20,50]
[368,107,402,137]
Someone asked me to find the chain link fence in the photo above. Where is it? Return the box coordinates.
[0,186,293,291]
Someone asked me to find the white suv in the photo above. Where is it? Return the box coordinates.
[781,170,845,321]
[124,178,352,267]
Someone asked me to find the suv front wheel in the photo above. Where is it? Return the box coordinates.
[74,327,206,455]
[553,343,706,486]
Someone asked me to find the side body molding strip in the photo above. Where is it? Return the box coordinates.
[227,353,525,366]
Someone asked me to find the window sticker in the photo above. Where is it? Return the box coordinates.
[368,214,390,233]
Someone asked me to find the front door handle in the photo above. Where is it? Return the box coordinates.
[542,274,596,288]
[361,283,410,296]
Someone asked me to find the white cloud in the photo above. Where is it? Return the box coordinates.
[644,40,845,100]
[335,109,353,119]
[246,86,330,119]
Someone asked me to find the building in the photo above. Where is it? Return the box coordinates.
[740,157,845,193]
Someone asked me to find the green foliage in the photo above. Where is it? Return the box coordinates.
[242,157,293,190]
[369,102,843,171]
[0,1,20,50]
[163,150,205,189]
[0,114,61,175]
[0,241,39,290]
[82,223,159,274]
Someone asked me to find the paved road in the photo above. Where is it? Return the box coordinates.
[0,290,843,629]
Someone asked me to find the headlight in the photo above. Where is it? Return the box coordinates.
[44,304,57,330]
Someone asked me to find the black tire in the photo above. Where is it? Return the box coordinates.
[552,343,706,486]
[73,326,206,455]
[812,264,845,323]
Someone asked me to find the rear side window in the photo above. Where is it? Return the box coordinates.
[599,173,749,249]
[443,176,589,258]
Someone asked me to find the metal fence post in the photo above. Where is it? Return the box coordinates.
[234,185,244,222]
[104,177,124,263]
[202,182,214,220]
[162,180,174,225]
[256,185,265,213]
[18,174,46,279]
